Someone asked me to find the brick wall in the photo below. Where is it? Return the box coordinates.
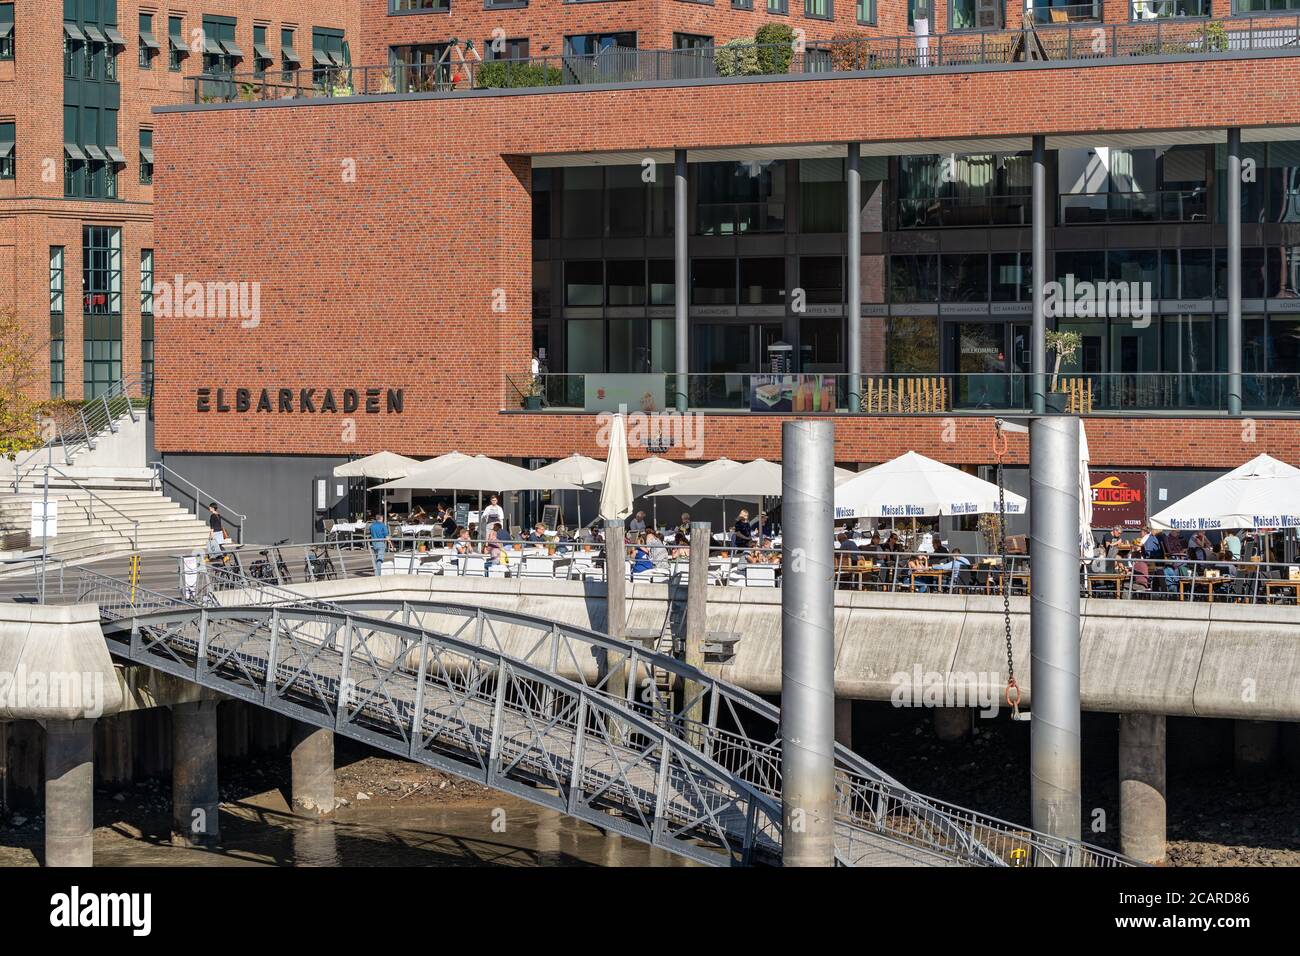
[0,1,360,399]
[152,53,1300,467]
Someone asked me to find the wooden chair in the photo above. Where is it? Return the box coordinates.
[1061,377,1093,414]
[861,376,950,414]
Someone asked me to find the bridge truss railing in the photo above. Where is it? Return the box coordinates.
[79,566,1137,867]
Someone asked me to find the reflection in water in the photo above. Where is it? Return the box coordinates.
[91,795,696,868]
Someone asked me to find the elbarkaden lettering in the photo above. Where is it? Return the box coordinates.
[195,388,404,414]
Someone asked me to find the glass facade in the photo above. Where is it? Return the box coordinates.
[532,146,1300,390]
[141,249,155,389]
[50,247,65,399]
[83,225,122,398]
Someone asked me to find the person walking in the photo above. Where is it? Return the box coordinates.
[368,512,390,576]
[207,502,226,543]
[480,494,505,539]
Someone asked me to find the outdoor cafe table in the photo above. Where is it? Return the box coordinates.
[1178,576,1234,603]
[984,569,1030,596]
[1087,571,1128,597]
[1264,579,1300,603]
[909,568,950,592]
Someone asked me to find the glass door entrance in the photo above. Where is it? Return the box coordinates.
[945,320,1014,408]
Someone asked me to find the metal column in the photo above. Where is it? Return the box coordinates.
[780,420,836,867]
[1029,415,1081,846]
[604,519,628,700]
[1031,135,1047,415]
[846,142,862,412]
[1226,127,1243,416]
[674,149,689,412]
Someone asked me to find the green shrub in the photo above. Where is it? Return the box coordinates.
[475,60,563,89]
[755,23,795,75]
[1201,20,1228,53]
[715,39,761,77]
[828,32,872,72]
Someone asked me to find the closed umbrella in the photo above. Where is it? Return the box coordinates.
[599,413,634,523]
[834,451,1027,520]
[1079,421,1095,560]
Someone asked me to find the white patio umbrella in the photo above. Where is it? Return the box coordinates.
[599,413,634,525]
[834,451,1027,520]
[533,454,606,530]
[376,454,579,532]
[649,457,752,537]
[333,451,420,521]
[628,456,696,488]
[1149,453,1300,532]
[332,451,418,480]
[370,451,473,490]
[1079,421,1095,560]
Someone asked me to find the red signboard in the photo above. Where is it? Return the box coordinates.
[1089,470,1148,528]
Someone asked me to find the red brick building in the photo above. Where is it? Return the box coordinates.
[0,0,358,401]
[102,1,1300,539]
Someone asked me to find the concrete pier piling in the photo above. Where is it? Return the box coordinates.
[1119,714,1167,865]
[44,718,97,867]
[94,712,134,790]
[780,420,837,867]
[291,723,336,817]
[1234,719,1280,776]
[171,700,221,846]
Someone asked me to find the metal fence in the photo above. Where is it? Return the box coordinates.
[186,17,1300,103]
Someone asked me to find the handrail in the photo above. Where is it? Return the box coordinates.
[42,464,140,551]
[12,375,143,491]
[185,16,1300,103]
[150,460,247,544]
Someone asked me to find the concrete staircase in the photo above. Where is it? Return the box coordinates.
[0,468,212,562]
[0,384,214,564]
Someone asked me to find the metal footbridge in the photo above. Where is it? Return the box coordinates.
[76,567,1134,868]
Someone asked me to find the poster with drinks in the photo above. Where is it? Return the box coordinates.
[750,374,838,413]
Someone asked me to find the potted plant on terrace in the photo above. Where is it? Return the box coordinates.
[1045,329,1082,413]
[522,375,545,411]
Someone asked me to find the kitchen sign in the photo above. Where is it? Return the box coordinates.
[1089,470,1148,528]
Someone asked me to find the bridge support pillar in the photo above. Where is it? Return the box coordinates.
[44,718,96,867]
[171,700,220,847]
[291,723,336,817]
[933,707,971,742]
[218,700,249,761]
[834,699,852,749]
[94,712,134,789]
[1118,714,1166,865]
[780,420,836,867]
[1234,719,1279,776]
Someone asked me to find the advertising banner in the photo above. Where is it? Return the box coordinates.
[1089,470,1148,528]
[750,374,838,413]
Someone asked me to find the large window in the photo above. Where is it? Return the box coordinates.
[1031,0,1100,23]
[50,247,65,398]
[1131,0,1209,16]
[391,0,450,10]
[138,12,158,69]
[1215,140,1300,225]
[281,28,300,81]
[558,165,672,239]
[696,160,786,235]
[951,0,1003,28]
[800,159,844,233]
[390,43,447,91]
[201,16,240,75]
[805,0,832,18]
[0,4,12,61]
[1232,0,1300,10]
[252,25,271,77]
[141,250,154,388]
[0,121,13,180]
[896,153,1031,228]
[1059,146,1208,224]
[671,33,713,79]
[857,0,876,22]
[168,15,185,71]
[83,226,122,398]
[139,128,153,184]
[565,32,636,57]
[312,27,347,84]
[485,37,529,60]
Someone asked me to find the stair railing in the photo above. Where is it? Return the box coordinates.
[150,460,247,544]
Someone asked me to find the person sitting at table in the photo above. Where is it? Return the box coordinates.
[671,529,691,561]
[758,511,775,538]
[836,530,859,554]
[906,553,931,592]
[733,510,754,550]
[485,527,505,564]
[528,522,547,543]
[452,527,474,555]
[646,529,670,565]
[883,532,903,553]
[757,538,780,564]
[1221,528,1243,561]
[1188,531,1214,565]
[629,511,647,534]
[931,549,972,590]
[630,535,655,575]
[440,506,457,539]
[1139,525,1174,595]
[677,513,691,537]
[411,505,429,523]
[1104,525,1125,553]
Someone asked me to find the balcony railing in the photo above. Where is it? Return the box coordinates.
[896,194,1032,229]
[186,17,1300,104]
[1060,188,1209,224]
[507,372,1300,415]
